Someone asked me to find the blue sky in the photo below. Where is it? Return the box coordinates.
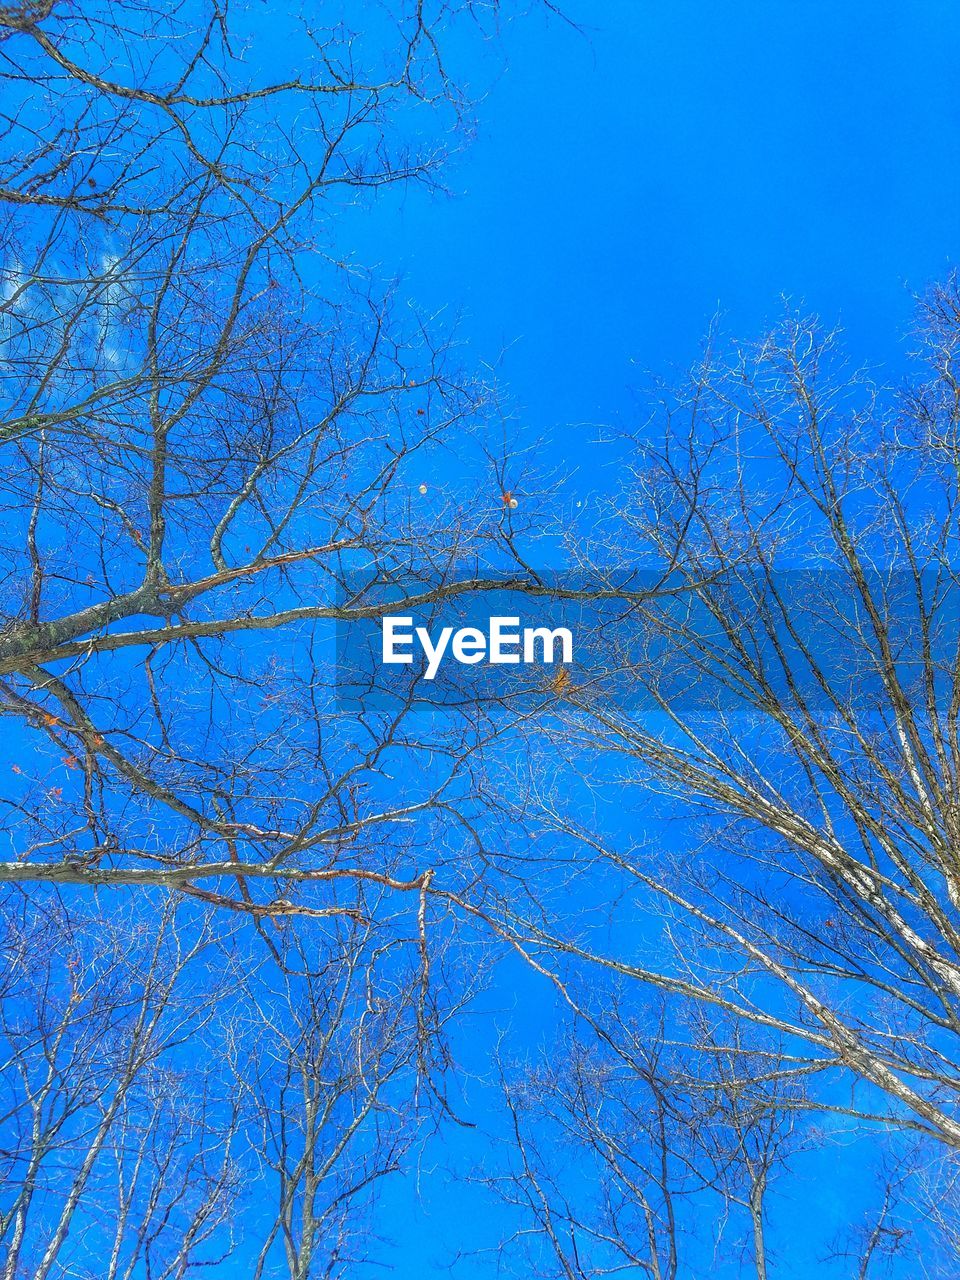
[340,3,960,1273]
[352,0,959,441]
[4,3,955,1275]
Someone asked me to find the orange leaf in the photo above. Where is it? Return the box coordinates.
[550,667,571,696]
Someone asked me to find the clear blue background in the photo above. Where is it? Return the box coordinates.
[356,0,959,438]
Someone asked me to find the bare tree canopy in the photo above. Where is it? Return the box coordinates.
[2,2,960,1276]
[467,284,960,1275]
[545,289,960,1145]
[0,3,542,1274]
[0,0,554,929]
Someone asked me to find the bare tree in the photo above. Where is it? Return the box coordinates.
[483,1005,803,1280]
[239,917,456,1279]
[0,4,570,1270]
[0,891,239,1279]
[0,0,570,938]
[0,886,449,1278]
[506,280,960,1158]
